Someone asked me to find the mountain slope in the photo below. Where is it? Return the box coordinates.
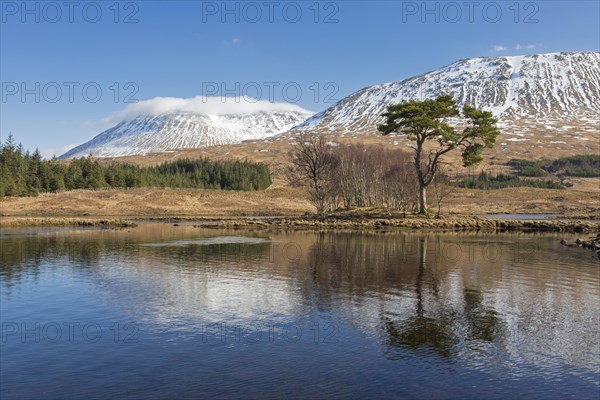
[61,52,599,160]
[294,52,600,133]
[60,110,312,159]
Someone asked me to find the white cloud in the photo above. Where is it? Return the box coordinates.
[493,44,538,53]
[515,44,536,50]
[102,96,312,125]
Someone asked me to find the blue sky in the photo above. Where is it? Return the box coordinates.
[1,0,599,157]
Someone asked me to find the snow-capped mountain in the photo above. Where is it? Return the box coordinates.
[61,52,598,159]
[294,52,600,133]
[60,107,312,159]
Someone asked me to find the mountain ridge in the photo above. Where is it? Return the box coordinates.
[293,51,600,134]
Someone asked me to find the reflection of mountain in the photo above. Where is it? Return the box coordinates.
[116,240,304,327]
[1,225,598,381]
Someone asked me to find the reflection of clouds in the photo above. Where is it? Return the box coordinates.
[148,273,301,326]
[92,248,302,329]
[492,282,599,381]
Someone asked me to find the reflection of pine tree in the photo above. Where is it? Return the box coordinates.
[384,237,456,358]
[463,288,499,342]
[383,237,501,360]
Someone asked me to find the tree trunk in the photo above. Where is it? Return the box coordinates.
[415,138,427,214]
[418,183,427,214]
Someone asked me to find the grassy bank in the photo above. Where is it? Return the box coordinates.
[2,214,597,233]
[196,214,599,233]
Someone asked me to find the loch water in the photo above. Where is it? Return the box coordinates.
[1,224,599,399]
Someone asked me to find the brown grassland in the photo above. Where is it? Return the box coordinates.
[1,133,599,227]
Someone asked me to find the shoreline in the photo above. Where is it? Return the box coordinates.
[194,215,600,233]
[0,217,139,229]
[2,214,598,233]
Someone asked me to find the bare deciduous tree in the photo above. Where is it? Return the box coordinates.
[288,135,338,218]
[332,144,419,214]
[430,165,455,218]
[382,161,419,216]
[290,140,439,216]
